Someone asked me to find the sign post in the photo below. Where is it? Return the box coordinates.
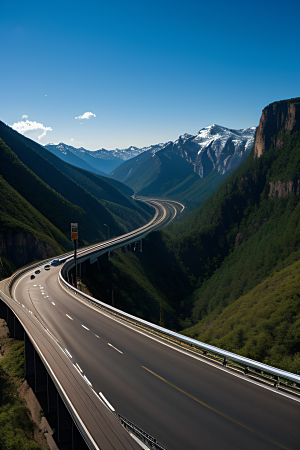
[71,223,78,288]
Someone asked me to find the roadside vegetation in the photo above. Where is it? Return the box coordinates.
[0,320,43,450]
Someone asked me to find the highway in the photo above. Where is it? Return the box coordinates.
[5,198,300,449]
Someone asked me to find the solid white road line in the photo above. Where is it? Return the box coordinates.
[65,349,72,359]
[99,392,115,411]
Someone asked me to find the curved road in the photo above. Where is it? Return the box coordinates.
[9,199,300,449]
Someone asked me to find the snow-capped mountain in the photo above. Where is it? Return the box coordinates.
[110,124,256,207]
[172,124,256,177]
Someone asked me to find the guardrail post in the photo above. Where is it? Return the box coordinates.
[223,357,227,366]
[25,333,35,389]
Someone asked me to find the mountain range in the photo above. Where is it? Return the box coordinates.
[110,124,256,208]
[46,125,256,210]
[44,142,164,175]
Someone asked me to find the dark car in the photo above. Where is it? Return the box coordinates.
[35,269,41,274]
[30,275,35,280]
[44,265,51,271]
[51,259,61,266]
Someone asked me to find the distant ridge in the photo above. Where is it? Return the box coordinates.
[44,142,164,174]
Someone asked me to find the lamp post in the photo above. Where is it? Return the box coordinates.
[103,224,110,240]
[103,224,110,260]
[71,223,78,288]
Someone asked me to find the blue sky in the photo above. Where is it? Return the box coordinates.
[1,0,299,150]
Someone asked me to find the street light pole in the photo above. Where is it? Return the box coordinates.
[103,224,110,260]
[103,223,110,240]
[71,223,78,288]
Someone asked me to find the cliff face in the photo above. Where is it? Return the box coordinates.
[0,231,58,276]
[171,125,256,178]
[254,97,300,158]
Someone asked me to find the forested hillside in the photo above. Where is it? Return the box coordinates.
[0,124,152,278]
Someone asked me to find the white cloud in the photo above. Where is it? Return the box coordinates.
[22,114,28,119]
[75,111,96,120]
[11,119,52,140]
[70,138,74,141]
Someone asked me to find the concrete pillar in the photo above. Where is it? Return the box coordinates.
[0,299,6,319]
[57,394,73,445]
[34,352,48,413]
[14,316,24,340]
[25,333,35,390]
[139,239,143,252]
[46,373,58,436]
[6,306,14,338]
[72,421,87,450]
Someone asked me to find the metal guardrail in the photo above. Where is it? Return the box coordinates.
[117,414,165,450]
[59,261,300,397]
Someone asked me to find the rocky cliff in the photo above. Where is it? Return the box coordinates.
[172,125,255,178]
[254,97,300,158]
[0,231,59,278]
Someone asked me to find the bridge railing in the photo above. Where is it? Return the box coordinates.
[59,261,300,397]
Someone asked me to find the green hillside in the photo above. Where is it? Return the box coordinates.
[183,258,300,374]
[0,175,69,278]
[0,122,152,242]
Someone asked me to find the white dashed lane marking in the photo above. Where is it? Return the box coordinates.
[108,343,123,354]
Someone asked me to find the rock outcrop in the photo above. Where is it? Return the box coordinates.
[269,180,299,198]
[0,231,57,275]
[170,124,256,178]
[254,97,300,158]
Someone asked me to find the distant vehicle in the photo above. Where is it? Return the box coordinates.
[35,269,41,274]
[30,275,35,280]
[44,265,51,270]
[51,259,61,266]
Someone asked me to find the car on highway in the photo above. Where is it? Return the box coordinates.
[51,259,61,266]
[35,269,41,274]
[30,275,35,280]
[44,265,51,271]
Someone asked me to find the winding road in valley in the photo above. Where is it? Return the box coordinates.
[3,198,300,450]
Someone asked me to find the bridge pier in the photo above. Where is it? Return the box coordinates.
[6,306,14,337]
[57,393,73,448]
[25,333,35,389]
[14,315,24,339]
